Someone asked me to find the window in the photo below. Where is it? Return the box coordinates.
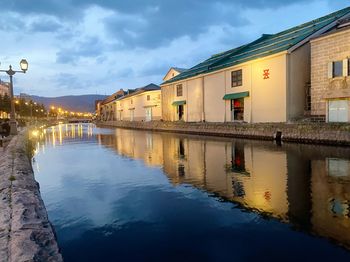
[333,61,343,77]
[130,99,133,104]
[147,95,150,101]
[348,59,350,76]
[231,69,242,87]
[176,84,183,96]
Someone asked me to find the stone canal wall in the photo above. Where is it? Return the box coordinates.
[0,132,62,262]
[98,121,350,146]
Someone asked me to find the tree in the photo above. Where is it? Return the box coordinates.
[0,94,4,112]
[2,94,11,113]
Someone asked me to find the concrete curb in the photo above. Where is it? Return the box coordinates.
[0,131,63,262]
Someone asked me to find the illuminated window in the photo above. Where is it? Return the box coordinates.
[333,61,343,77]
[176,84,183,97]
[231,98,244,121]
[231,69,242,87]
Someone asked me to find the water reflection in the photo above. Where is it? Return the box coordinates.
[33,124,350,260]
[95,131,290,219]
[98,128,350,248]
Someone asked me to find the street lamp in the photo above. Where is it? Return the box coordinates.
[0,59,29,135]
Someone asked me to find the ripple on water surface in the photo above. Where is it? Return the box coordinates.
[32,124,350,261]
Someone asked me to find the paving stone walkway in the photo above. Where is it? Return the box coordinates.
[0,132,62,262]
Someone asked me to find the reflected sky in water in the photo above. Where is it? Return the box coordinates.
[33,124,350,261]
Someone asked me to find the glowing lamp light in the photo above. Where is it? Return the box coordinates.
[20,59,28,73]
[31,130,39,137]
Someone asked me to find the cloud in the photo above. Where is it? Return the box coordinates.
[103,3,249,49]
[28,17,63,33]
[0,12,25,31]
[0,0,349,97]
[1,0,311,16]
[0,0,313,49]
[56,37,106,64]
[53,73,82,90]
[1,1,345,52]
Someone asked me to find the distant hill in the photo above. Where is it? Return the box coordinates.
[31,95,108,112]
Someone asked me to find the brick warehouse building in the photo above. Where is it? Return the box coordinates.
[311,19,350,122]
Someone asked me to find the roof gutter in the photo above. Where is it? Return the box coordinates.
[288,11,350,53]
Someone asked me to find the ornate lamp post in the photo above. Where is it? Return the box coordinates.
[0,59,28,135]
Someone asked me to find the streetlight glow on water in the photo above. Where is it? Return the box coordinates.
[31,124,350,262]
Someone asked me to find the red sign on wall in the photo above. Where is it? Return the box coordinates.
[263,69,270,79]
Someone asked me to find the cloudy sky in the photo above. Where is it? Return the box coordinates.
[0,0,348,97]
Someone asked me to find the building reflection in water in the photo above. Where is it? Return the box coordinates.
[34,124,350,250]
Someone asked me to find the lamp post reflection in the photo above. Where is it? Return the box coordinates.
[31,124,350,250]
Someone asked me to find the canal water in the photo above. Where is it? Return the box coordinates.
[32,123,350,261]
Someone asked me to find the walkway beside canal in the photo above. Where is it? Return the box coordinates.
[98,121,350,146]
[0,132,62,262]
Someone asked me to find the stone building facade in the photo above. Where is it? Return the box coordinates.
[0,81,9,96]
[311,22,350,122]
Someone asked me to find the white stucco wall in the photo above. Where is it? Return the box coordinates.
[250,53,287,123]
[116,90,161,121]
[187,78,203,122]
[204,72,225,122]
[161,52,290,123]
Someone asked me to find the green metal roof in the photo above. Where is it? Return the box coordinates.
[172,100,186,106]
[223,91,250,100]
[163,7,350,85]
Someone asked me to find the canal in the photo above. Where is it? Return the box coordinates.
[32,123,350,261]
